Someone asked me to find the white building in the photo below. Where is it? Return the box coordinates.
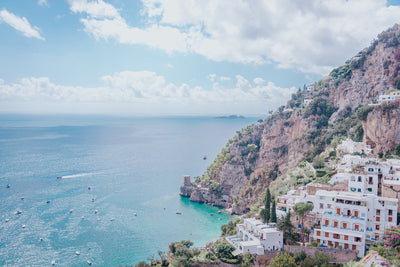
[303,98,313,106]
[312,190,398,257]
[337,139,372,155]
[226,218,283,256]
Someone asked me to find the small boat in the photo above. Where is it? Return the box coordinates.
[87,260,92,265]
[217,210,222,213]
[133,212,137,216]
[57,176,62,179]
[110,218,115,221]
[6,184,10,188]
[76,251,80,255]
[218,217,222,220]
[15,210,22,215]
[176,211,182,215]
[5,218,9,222]
[210,213,214,216]
[20,197,24,200]
[51,259,55,265]
[22,224,26,228]
[81,216,85,220]
[92,198,95,202]
[94,210,98,214]
[88,186,91,190]
[47,200,51,204]
[203,155,207,160]
[69,209,73,213]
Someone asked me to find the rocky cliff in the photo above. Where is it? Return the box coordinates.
[182,25,400,214]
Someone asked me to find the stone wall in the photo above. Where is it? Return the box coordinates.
[284,245,358,263]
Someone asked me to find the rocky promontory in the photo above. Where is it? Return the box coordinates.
[181,25,400,214]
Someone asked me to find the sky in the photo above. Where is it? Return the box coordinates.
[1,0,400,116]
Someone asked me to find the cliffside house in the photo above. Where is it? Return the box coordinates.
[226,218,283,256]
[303,98,313,106]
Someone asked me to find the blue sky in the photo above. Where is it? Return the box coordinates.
[1,0,400,116]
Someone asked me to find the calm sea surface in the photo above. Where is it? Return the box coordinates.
[0,115,258,266]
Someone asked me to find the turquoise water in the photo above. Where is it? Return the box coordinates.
[0,115,257,266]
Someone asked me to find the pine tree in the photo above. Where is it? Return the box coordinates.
[271,200,277,223]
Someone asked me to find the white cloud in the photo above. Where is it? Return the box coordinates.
[38,0,48,7]
[0,72,295,115]
[220,76,231,81]
[68,0,400,75]
[0,9,44,40]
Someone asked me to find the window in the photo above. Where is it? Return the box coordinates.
[352,245,357,250]
[389,209,393,216]
[376,225,380,230]
[342,222,347,229]
[358,176,362,182]
[333,234,340,239]
[334,221,338,227]
[375,234,379,240]
[368,177,373,184]
[344,235,349,241]
[350,187,356,192]
[355,237,361,242]
[355,224,360,231]
[325,232,329,238]
[351,176,355,181]
[367,188,372,192]
[376,216,380,222]
[316,231,321,236]
[354,210,359,217]
[389,217,393,222]
[328,241,332,246]
[335,242,339,248]
[320,203,324,209]
[357,188,361,192]
[317,239,321,243]
[344,243,349,249]
[325,219,329,226]
[336,208,341,215]
[376,209,381,215]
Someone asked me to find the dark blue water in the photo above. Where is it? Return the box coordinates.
[0,115,257,266]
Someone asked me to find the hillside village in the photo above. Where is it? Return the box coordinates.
[171,26,400,266]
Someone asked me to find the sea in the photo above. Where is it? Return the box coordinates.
[0,114,259,266]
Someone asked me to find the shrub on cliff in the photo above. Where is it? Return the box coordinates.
[356,105,374,121]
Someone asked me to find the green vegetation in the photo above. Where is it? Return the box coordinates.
[269,252,297,267]
[293,202,314,245]
[370,224,400,266]
[276,211,299,245]
[221,218,241,237]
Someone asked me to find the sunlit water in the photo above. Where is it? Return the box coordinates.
[0,115,258,266]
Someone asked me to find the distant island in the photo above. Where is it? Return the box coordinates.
[215,115,245,119]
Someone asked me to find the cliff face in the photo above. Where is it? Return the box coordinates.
[364,103,400,153]
[182,25,400,214]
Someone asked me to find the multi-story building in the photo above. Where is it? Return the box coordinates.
[312,190,397,257]
[225,218,283,255]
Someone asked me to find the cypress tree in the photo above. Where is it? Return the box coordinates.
[271,200,277,223]
[263,188,271,223]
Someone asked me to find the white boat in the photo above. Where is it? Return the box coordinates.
[51,259,55,265]
[76,251,80,255]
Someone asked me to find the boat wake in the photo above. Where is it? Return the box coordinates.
[60,172,100,179]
